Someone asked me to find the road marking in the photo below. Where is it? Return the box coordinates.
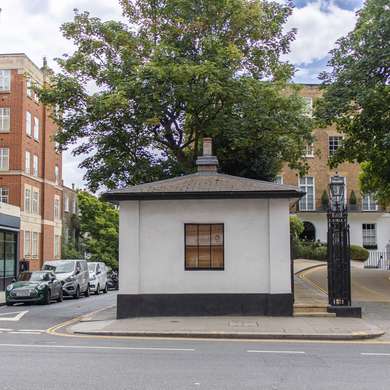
[8,332,42,335]
[247,350,305,354]
[18,329,46,332]
[361,352,390,356]
[0,343,195,352]
[0,310,29,322]
[0,328,13,331]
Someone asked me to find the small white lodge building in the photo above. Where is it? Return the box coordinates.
[104,139,303,318]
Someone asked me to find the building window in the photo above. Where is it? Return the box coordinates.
[329,136,343,156]
[0,148,9,170]
[303,96,313,116]
[24,187,31,212]
[362,193,378,211]
[54,165,59,184]
[0,187,9,203]
[33,117,39,141]
[305,143,314,158]
[72,198,77,214]
[54,235,61,259]
[299,176,315,211]
[0,70,11,91]
[32,232,39,258]
[24,231,31,258]
[185,224,224,270]
[26,111,32,136]
[32,188,39,214]
[33,155,38,177]
[54,196,60,220]
[274,175,283,185]
[64,227,69,244]
[25,151,31,174]
[64,194,69,212]
[0,108,10,132]
[27,78,33,97]
[362,223,377,250]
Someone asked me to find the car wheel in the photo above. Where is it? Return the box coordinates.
[57,289,63,303]
[95,284,100,295]
[74,285,80,299]
[44,290,51,305]
[84,286,90,297]
[103,283,108,294]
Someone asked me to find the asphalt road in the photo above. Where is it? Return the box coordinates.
[1,291,390,389]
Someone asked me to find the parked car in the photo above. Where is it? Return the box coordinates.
[88,262,108,295]
[107,269,119,290]
[6,271,63,306]
[42,260,90,299]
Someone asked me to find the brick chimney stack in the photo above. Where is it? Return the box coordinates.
[196,137,218,173]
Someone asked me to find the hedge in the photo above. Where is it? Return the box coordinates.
[350,245,369,261]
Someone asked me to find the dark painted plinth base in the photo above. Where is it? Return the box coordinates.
[328,305,362,318]
[117,293,293,319]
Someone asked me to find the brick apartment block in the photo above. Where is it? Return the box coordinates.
[281,85,390,252]
[0,53,63,272]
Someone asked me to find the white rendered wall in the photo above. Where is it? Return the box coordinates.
[118,198,292,295]
[297,212,390,251]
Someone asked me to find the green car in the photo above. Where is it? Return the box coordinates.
[6,271,63,306]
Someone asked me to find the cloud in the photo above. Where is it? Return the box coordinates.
[285,1,358,66]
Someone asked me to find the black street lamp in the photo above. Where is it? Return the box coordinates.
[327,174,361,317]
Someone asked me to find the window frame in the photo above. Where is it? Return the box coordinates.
[25,150,31,174]
[184,223,225,271]
[26,111,32,136]
[32,188,39,214]
[24,230,31,258]
[362,193,378,212]
[0,187,9,203]
[54,196,61,220]
[0,70,11,91]
[0,148,9,170]
[298,176,316,211]
[362,223,377,250]
[32,232,39,258]
[33,154,38,177]
[0,108,10,132]
[328,136,343,156]
[33,116,39,141]
[24,186,31,213]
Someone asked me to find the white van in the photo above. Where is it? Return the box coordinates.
[88,262,108,295]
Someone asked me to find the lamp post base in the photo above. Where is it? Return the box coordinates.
[328,305,362,318]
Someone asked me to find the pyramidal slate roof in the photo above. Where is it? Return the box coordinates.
[103,171,304,201]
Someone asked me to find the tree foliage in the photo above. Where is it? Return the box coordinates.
[39,0,313,191]
[78,191,119,269]
[316,0,390,205]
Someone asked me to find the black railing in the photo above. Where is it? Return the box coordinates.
[364,251,390,270]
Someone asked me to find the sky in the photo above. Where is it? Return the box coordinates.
[0,0,364,189]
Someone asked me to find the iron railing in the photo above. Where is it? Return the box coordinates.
[364,251,390,270]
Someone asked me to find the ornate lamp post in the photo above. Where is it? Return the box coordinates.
[327,175,360,316]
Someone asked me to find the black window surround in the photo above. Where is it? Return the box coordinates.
[184,223,224,271]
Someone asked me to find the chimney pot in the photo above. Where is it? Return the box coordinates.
[196,137,218,173]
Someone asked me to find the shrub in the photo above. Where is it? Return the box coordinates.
[294,241,327,261]
[350,245,369,261]
[290,215,304,240]
[321,190,329,208]
[349,190,357,205]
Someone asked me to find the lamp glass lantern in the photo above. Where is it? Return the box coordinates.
[330,175,345,209]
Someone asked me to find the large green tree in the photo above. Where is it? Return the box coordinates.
[78,191,119,269]
[316,0,390,205]
[39,0,313,191]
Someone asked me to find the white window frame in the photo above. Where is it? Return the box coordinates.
[54,165,59,184]
[299,176,315,211]
[303,96,313,116]
[54,195,61,220]
[0,70,11,91]
[26,111,32,136]
[0,187,9,203]
[0,148,9,170]
[274,175,283,185]
[64,194,69,212]
[72,198,77,214]
[27,78,33,98]
[33,155,38,177]
[24,186,31,213]
[24,231,31,258]
[25,151,31,174]
[362,223,377,249]
[54,235,61,258]
[32,188,39,214]
[305,143,314,158]
[0,108,10,132]
[362,193,378,212]
[32,232,38,258]
[33,117,39,141]
[329,136,343,156]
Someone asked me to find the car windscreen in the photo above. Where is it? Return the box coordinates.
[43,261,75,274]
[18,272,49,282]
[88,263,96,272]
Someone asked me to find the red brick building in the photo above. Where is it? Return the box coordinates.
[0,53,63,271]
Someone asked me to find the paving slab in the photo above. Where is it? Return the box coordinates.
[68,306,384,340]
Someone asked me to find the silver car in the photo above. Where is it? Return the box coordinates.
[43,260,90,299]
[88,262,108,295]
